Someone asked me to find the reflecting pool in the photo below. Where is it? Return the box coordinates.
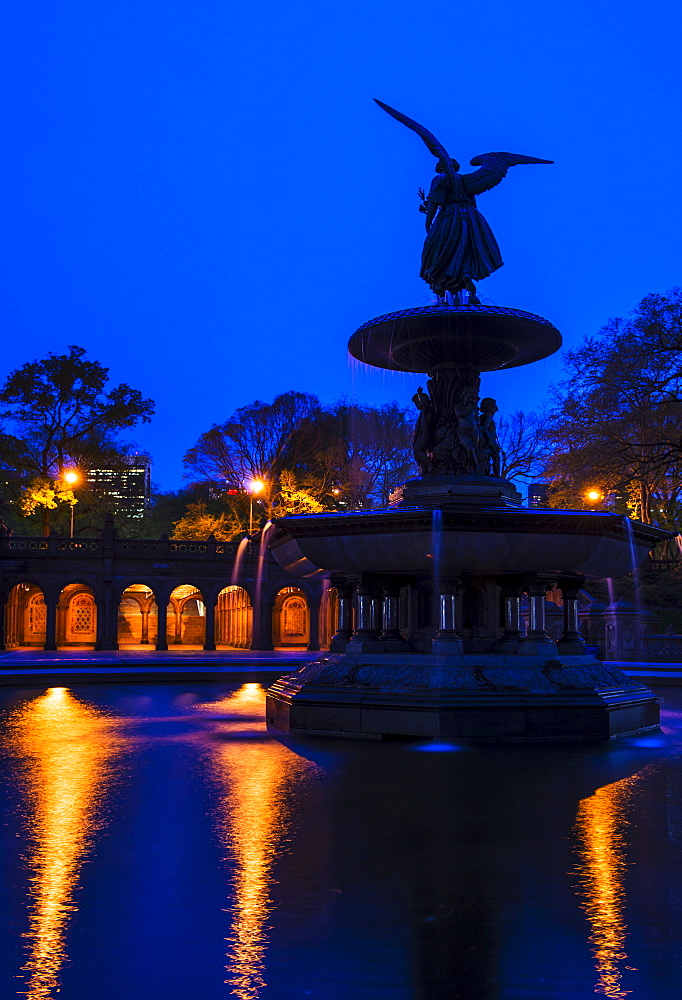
[1,681,682,999]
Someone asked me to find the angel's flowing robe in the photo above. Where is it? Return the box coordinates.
[420,172,503,292]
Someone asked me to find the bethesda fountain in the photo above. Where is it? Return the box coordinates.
[266,100,668,741]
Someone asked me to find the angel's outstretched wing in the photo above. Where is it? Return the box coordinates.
[464,152,553,196]
[374,99,450,161]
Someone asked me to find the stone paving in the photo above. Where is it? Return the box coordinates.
[0,648,679,686]
[615,660,682,685]
[0,648,310,685]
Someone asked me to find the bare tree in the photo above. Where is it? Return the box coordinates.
[183,391,326,487]
[327,401,414,507]
[497,409,552,485]
[183,393,415,513]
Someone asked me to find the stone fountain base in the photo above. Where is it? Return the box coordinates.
[265,300,668,744]
[266,652,660,741]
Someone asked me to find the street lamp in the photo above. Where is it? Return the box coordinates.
[248,479,265,534]
[584,488,603,510]
[63,470,79,538]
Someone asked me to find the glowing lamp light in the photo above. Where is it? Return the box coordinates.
[63,470,79,485]
[247,479,265,533]
[586,490,602,502]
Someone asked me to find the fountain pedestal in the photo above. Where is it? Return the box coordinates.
[266,654,661,741]
[266,503,667,740]
[266,304,669,741]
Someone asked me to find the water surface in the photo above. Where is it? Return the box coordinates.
[1,681,681,999]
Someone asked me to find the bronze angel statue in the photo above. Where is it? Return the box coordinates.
[375,99,552,303]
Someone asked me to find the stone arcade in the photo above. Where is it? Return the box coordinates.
[0,519,329,652]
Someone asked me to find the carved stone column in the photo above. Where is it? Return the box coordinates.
[172,605,183,644]
[347,576,383,653]
[203,599,216,651]
[557,575,587,655]
[155,597,169,651]
[494,576,525,652]
[44,591,58,651]
[520,576,557,655]
[330,577,354,652]
[0,591,6,651]
[251,596,274,651]
[370,589,383,637]
[95,584,118,650]
[432,576,464,654]
[140,604,150,644]
[379,579,408,652]
[307,594,321,652]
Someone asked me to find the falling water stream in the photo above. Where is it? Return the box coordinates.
[431,508,443,614]
[255,522,274,599]
[252,522,274,643]
[230,537,250,587]
[624,517,644,619]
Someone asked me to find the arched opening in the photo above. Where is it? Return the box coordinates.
[216,586,253,649]
[3,583,47,649]
[167,585,206,648]
[57,584,97,648]
[117,584,158,647]
[273,587,309,648]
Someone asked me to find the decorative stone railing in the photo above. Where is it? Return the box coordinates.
[648,559,682,573]
[1,535,241,560]
[643,635,682,662]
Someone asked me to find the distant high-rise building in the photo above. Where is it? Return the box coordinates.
[87,462,151,518]
[527,483,550,508]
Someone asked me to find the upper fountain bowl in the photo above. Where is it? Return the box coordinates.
[348,304,562,373]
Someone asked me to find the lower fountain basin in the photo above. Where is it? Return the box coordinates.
[270,506,668,580]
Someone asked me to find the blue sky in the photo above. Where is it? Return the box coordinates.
[1,0,681,488]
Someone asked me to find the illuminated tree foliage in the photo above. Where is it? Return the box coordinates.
[276,471,327,515]
[19,477,76,517]
[170,501,243,542]
[0,345,154,534]
[169,475,327,541]
[545,290,682,525]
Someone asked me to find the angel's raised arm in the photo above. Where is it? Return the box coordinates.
[463,152,553,197]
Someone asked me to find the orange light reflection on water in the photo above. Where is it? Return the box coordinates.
[574,767,652,999]
[7,687,126,1000]
[200,684,315,1000]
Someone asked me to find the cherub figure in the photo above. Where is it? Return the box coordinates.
[478,397,502,478]
[454,390,483,474]
[412,385,435,476]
